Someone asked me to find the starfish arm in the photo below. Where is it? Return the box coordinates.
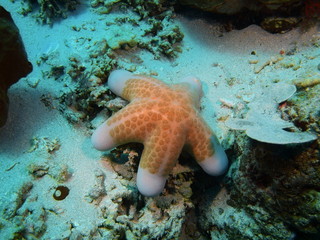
[91,101,158,150]
[108,70,170,101]
[122,77,172,101]
[91,120,117,151]
[137,126,186,196]
[186,117,228,176]
[172,76,203,107]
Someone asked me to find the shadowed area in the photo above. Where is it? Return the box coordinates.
[0,5,33,127]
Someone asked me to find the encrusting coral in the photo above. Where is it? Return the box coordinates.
[92,70,228,196]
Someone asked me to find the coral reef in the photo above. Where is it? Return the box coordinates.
[2,181,33,219]
[36,39,117,124]
[0,6,32,127]
[227,135,320,236]
[28,136,61,154]
[28,158,73,182]
[19,0,80,25]
[0,181,47,239]
[49,164,72,183]
[90,166,196,239]
[97,195,188,239]
[91,0,184,59]
[91,0,176,19]
[24,0,184,127]
[0,181,48,239]
[85,169,107,204]
[198,188,294,239]
[43,7,183,124]
[222,82,320,238]
[27,136,73,183]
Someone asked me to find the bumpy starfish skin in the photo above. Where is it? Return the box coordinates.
[92,70,228,196]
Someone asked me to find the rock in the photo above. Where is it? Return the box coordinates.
[226,83,317,144]
[176,0,304,33]
[0,6,33,127]
[177,0,303,14]
[261,16,300,33]
[177,0,249,15]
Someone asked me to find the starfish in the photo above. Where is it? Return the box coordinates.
[92,70,228,196]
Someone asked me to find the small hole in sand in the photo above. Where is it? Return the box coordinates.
[53,185,70,201]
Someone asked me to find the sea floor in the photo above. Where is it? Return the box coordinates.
[0,1,319,239]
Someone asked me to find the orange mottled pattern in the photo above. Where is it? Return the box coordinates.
[107,77,215,176]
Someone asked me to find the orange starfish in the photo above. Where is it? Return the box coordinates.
[92,70,228,196]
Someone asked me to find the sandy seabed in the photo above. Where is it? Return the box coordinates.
[0,1,319,239]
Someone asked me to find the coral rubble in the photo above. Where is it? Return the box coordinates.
[19,0,80,25]
[91,0,184,59]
